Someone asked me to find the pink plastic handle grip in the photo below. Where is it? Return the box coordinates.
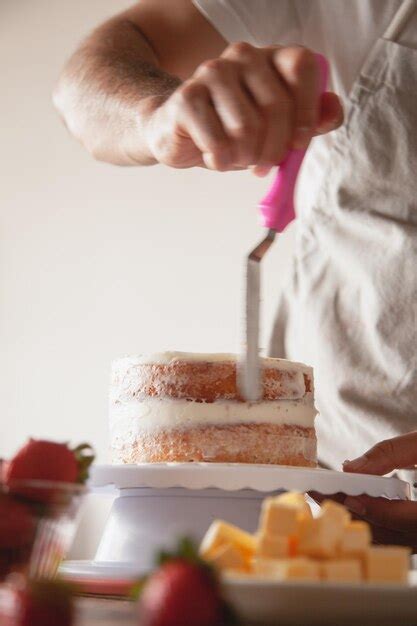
[259,54,329,232]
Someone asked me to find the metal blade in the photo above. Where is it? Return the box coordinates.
[239,229,276,402]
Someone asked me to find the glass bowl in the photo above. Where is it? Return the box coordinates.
[0,480,86,581]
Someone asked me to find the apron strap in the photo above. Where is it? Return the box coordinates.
[383,0,416,41]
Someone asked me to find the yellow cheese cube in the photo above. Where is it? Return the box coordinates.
[199,520,256,561]
[205,542,248,572]
[321,500,351,526]
[255,532,289,559]
[275,492,313,516]
[259,493,311,536]
[365,546,411,584]
[339,521,371,557]
[321,559,363,583]
[298,507,347,559]
[253,557,320,581]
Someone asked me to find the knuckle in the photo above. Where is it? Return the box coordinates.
[198,58,229,78]
[377,438,396,460]
[226,41,256,60]
[208,137,230,154]
[232,118,260,137]
[285,46,317,76]
[178,81,205,103]
[261,95,290,114]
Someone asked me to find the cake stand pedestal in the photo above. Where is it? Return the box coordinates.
[86,463,409,572]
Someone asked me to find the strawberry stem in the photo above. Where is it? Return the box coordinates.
[72,443,95,484]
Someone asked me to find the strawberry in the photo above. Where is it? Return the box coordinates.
[0,495,35,580]
[139,560,223,626]
[14,579,74,626]
[137,539,235,626]
[0,495,35,549]
[5,440,94,486]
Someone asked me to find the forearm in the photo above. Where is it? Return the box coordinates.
[53,18,180,165]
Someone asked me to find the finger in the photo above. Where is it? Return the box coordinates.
[344,495,417,533]
[251,164,273,177]
[196,59,263,167]
[244,67,293,166]
[224,43,292,166]
[177,82,233,171]
[308,491,347,506]
[272,46,319,149]
[316,91,344,133]
[370,524,417,551]
[343,432,417,475]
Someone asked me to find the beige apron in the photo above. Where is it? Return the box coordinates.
[270,0,417,469]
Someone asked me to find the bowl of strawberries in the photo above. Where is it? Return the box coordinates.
[0,438,94,582]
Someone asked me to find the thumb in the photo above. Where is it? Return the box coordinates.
[343,432,417,476]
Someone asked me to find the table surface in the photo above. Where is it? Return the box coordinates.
[62,595,417,626]
[77,598,135,625]
[76,597,257,626]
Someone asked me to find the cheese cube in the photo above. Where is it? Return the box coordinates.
[259,493,311,536]
[365,546,411,584]
[298,506,347,559]
[339,521,371,557]
[321,501,351,526]
[199,520,256,561]
[255,532,289,559]
[275,492,313,515]
[205,542,248,572]
[321,559,362,583]
[253,557,320,581]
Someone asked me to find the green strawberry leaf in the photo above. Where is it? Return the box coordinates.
[130,577,148,600]
[72,443,95,484]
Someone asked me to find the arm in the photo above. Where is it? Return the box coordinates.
[54,0,343,169]
[53,0,225,165]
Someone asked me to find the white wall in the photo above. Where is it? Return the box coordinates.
[0,0,294,463]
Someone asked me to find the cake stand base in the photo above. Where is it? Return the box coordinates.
[95,486,276,570]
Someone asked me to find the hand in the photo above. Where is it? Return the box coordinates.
[343,432,417,551]
[145,43,343,173]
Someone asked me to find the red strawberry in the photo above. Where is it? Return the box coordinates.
[0,495,35,549]
[4,440,94,502]
[14,579,74,626]
[0,495,36,580]
[139,559,224,626]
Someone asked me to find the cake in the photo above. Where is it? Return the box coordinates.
[109,352,317,466]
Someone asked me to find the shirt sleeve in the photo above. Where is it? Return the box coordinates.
[192,0,301,46]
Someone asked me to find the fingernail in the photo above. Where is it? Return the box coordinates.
[343,456,368,472]
[344,497,366,516]
[252,165,272,178]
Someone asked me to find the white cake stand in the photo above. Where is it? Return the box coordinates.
[85,463,409,572]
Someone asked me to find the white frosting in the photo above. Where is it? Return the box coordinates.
[109,396,317,447]
[113,352,311,371]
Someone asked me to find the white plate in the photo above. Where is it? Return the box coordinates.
[223,572,417,626]
[90,463,410,499]
[61,560,144,580]
[61,561,417,625]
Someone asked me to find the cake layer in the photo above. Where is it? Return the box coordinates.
[111,423,316,466]
[110,397,317,443]
[111,353,313,403]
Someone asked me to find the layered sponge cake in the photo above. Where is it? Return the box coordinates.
[109,352,317,466]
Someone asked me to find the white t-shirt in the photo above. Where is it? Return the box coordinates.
[192,0,416,220]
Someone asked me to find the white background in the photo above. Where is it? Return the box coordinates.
[0,0,295,465]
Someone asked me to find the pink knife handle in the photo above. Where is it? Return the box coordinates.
[258,54,329,232]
